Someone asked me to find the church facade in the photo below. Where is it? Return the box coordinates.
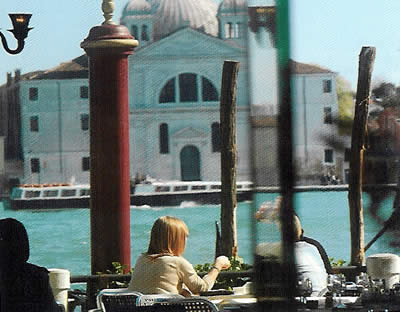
[0,0,346,187]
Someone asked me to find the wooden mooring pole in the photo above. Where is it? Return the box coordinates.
[219,60,240,258]
[348,46,376,267]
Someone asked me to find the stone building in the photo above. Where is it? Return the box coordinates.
[0,0,346,187]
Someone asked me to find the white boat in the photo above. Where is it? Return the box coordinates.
[8,181,253,210]
[9,183,90,210]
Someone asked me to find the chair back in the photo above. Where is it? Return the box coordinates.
[136,294,184,306]
[97,288,142,312]
[157,297,219,312]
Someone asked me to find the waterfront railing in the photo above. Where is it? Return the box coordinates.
[69,265,366,311]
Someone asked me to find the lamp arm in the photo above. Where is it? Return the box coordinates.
[0,31,24,54]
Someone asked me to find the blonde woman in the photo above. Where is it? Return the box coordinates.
[128,216,231,296]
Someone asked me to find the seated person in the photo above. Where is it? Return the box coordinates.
[292,215,329,296]
[0,218,60,312]
[128,216,231,296]
[255,199,329,296]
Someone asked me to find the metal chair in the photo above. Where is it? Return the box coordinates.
[156,297,219,312]
[136,293,184,306]
[88,288,142,312]
[57,302,66,311]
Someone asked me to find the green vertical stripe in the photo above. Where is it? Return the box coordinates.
[276,0,290,68]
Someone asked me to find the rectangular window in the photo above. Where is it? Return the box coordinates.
[29,87,38,101]
[80,86,88,99]
[191,185,207,190]
[344,148,351,162]
[323,79,332,93]
[179,74,198,102]
[80,189,90,196]
[43,190,58,197]
[30,116,39,132]
[31,158,40,173]
[141,25,149,41]
[81,114,89,131]
[25,190,41,198]
[61,189,76,197]
[324,107,332,124]
[173,186,189,192]
[131,25,138,38]
[82,157,90,171]
[211,122,221,152]
[324,149,334,163]
[159,123,169,154]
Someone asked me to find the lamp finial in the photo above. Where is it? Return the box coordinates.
[102,0,115,25]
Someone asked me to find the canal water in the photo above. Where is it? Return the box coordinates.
[1,191,399,276]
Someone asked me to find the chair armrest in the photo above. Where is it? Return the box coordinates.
[87,309,101,312]
[57,303,66,312]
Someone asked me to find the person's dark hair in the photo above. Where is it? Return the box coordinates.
[0,218,30,265]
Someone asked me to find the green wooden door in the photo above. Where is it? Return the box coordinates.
[180,145,201,181]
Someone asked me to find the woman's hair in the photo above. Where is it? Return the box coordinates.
[147,216,189,256]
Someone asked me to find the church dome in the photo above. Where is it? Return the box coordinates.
[152,0,219,40]
[218,0,247,15]
[122,0,152,16]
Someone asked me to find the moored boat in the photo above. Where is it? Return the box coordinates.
[8,181,253,210]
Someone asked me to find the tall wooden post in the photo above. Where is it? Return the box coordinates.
[81,0,138,276]
[220,60,240,258]
[348,46,376,266]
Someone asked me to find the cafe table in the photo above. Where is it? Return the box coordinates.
[198,283,257,310]
[201,291,373,311]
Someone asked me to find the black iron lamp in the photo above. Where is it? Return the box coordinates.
[0,13,33,54]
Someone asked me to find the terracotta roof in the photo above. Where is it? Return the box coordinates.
[30,55,88,80]
[290,60,334,74]
[20,71,45,80]
[20,55,333,81]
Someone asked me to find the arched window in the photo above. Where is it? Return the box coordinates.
[141,25,149,41]
[202,77,218,101]
[211,122,220,152]
[131,25,138,38]
[159,78,175,103]
[159,123,169,154]
[159,74,218,104]
[179,73,197,102]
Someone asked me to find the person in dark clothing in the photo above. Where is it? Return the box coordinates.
[0,218,60,312]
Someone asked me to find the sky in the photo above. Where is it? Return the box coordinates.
[0,0,400,90]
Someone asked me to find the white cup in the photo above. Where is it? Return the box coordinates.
[49,268,71,311]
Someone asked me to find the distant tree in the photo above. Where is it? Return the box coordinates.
[381,96,400,108]
[372,82,396,100]
[336,76,354,135]
[371,81,400,108]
